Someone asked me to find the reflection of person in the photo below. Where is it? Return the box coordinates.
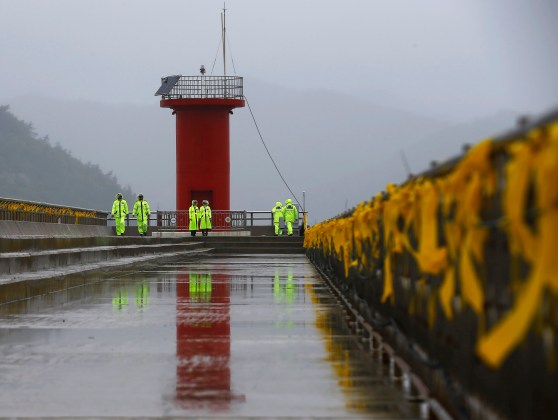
[136,282,150,308]
[273,269,295,328]
[189,273,212,303]
[199,200,212,237]
[132,193,151,236]
[111,193,129,236]
[112,288,129,310]
[282,199,299,236]
[271,201,284,236]
[189,200,200,236]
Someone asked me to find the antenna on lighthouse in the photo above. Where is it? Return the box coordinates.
[221,3,227,77]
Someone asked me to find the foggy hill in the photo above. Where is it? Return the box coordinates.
[8,96,176,212]
[7,80,519,222]
[0,105,134,210]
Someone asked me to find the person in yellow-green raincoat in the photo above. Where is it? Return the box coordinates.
[189,200,200,236]
[282,198,299,236]
[111,193,129,236]
[132,193,151,236]
[272,201,284,236]
[199,200,212,237]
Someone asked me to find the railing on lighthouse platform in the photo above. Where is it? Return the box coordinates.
[155,74,243,100]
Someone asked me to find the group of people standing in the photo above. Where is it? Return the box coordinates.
[111,193,211,237]
[111,193,151,236]
[188,199,212,237]
[272,199,299,236]
[111,193,298,237]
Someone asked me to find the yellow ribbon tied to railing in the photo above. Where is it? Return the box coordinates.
[477,123,558,368]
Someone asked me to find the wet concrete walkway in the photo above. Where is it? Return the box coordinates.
[0,254,422,418]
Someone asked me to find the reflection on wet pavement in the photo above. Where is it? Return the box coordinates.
[0,254,422,418]
[176,271,241,411]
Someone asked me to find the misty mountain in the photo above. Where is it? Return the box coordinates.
[304,110,520,223]
[8,96,175,212]
[0,105,134,210]
[6,81,519,222]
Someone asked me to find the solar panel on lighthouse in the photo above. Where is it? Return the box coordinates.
[154,75,181,96]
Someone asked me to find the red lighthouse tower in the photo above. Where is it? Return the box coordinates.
[155,72,244,213]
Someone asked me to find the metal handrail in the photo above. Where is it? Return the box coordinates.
[156,75,243,100]
[154,210,246,231]
[0,197,109,226]
[0,196,308,231]
[115,210,308,232]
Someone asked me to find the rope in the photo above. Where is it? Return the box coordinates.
[224,27,301,209]
[245,97,301,208]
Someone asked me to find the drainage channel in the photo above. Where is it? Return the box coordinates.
[314,264,454,420]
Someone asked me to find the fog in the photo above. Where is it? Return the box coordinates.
[1,0,557,222]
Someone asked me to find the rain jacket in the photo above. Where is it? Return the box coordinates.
[272,202,284,223]
[133,199,150,224]
[283,201,298,223]
[189,205,200,231]
[200,205,212,229]
[112,199,129,219]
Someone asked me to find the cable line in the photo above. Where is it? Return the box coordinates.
[219,11,301,209]
[245,97,301,208]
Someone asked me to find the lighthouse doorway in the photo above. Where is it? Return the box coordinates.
[191,190,214,207]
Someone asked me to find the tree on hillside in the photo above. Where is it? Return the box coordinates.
[0,105,134,210]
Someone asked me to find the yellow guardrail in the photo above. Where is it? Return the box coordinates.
[0,198,106,225]
[305,118,558,369]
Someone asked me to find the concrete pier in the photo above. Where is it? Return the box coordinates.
[0,253,423,418]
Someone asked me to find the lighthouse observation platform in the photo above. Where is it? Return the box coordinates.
[1,107,558,419]
[155,75,244,100]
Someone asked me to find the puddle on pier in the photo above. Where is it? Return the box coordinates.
[0,255,422,418]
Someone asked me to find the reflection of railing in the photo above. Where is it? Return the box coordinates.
[0,197,109,225]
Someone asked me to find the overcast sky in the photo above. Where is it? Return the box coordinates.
[1,0,556,121]
[1,0,557,220]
